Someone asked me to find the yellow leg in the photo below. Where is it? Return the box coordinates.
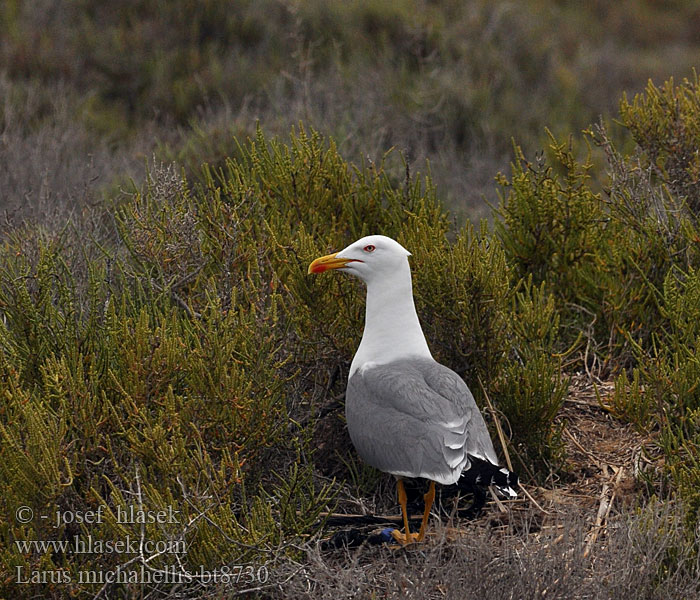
[391,479,435,545]
[391,479,416,545]
[415,481,435,542]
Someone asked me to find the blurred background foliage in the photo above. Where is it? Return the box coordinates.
[2,0,700,221]
[2,1,700,597]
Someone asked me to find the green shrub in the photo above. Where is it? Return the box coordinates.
[496,89,700,362]
[495,133,608,350]
[606,266,700,519]
[586,118,700,362]
[492,278,568,474]
[620,75,700,215]
[0,207,331,598]
[494,75,700,514]
[406,220,511,388]
[0,126,603,597]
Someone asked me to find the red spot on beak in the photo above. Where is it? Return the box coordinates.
[308,252,360,274]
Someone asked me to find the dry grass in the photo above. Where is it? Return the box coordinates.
[0,77,146,230]
[264,502,698,599]
[262,373,698,600]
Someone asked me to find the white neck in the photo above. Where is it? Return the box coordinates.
[349,261,432,376]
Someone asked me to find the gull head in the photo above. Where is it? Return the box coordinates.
[308,235,411,285]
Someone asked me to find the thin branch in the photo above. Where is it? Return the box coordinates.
[478,376,513,472]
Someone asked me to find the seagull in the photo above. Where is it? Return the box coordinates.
[308,234,518,545]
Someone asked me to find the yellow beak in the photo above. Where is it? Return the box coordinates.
[308,252,357,274]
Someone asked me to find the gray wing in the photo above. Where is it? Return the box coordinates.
[345,357,498,485]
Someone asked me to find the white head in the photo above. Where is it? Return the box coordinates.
[307,234,411,283]
[309,235,432,373]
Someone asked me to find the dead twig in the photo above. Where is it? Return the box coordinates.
[519,484,553,516]
[564,426,605,470]
[488,487,507,513]
[583,467,624,557]
[478,376,513,472]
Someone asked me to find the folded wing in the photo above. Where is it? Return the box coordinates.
[345,357,499,485]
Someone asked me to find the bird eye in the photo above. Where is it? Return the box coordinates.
[363,244,376,253]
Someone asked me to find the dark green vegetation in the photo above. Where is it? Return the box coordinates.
[3,0,700,219]
[2,1,700,598]
[3,79,700,598]
[497,77,700,519]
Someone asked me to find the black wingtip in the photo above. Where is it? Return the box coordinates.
[458,455,519,498]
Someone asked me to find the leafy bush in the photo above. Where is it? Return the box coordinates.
[620,75,700,215]
[495,75,700,521]
[495,134,607,347]
[492,278,568,474]
[0,127,571,597]
[606,266,700,519]
[0,228,331,597]
[496,101,700,364]
[597,80,700,521]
